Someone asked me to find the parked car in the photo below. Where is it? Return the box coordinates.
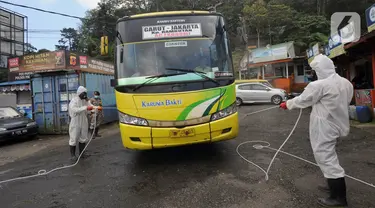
[235,79,273,88]
[235,83,288,105]
[0,106,38,141]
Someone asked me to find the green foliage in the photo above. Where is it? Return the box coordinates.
[24,43,37,54]
[283,13,330,49]
[55,0,372,62]
[55,28,80,51]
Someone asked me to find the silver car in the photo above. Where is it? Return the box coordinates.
[235,83,288,105]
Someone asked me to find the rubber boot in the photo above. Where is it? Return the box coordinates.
[94,127,101,137]
[318,183,330,193]
[317,178,348,207]
[78,142,87,158]
[70,145,77,162]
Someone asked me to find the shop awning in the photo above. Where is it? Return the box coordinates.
[0,80,30,86]
[344,30,375,50]
[248,58,293,68]
[0,80,30,92]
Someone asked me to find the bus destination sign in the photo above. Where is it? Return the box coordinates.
[142,23,202,40]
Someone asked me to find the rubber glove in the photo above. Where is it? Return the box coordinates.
[279,102,287,110]
[87,106,93,111]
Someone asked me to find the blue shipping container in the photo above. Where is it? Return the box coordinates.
[31,72,117,134]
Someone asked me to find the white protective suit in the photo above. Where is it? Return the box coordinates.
[286,54,353,179]
[68,86,90,146]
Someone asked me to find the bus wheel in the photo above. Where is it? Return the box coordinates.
[236,97,243,106]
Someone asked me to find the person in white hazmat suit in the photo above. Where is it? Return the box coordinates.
[68,86,93,161]
[279,54,353,207]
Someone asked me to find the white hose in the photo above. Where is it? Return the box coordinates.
[237,106,375,189]
[0,108,99,186]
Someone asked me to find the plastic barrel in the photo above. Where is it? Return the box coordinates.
[355,106,373,123]
[348,105,357,120]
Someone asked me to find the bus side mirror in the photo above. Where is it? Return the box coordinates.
[110,79,117,87]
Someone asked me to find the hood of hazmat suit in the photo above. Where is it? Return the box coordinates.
[286,54,353,178]
[77,86,87,95]
[68,86,91,146]
[309,54,336,80]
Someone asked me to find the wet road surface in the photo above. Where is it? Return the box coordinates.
[0,104,375,208]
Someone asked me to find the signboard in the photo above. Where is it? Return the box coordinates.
[365,4,375,33]
[0,8,25,73]
[8,71,35,81]
[8,50,114,81]
[327,33,345,59]
[8,51,66,73]
[252,42,294,63]
[142,23,202,40]
[77,56,114,75]
[307,43,321,63]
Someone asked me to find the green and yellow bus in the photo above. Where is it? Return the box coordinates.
[111,11,238,150]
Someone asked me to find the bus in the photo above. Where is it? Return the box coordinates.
[111,10,238,150]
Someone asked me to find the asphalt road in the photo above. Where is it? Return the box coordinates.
[0,104,375,208]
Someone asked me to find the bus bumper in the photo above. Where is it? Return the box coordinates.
[119,112,239,150]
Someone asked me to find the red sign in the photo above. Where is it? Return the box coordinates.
[8,58,19,68]
[80,56,87,65]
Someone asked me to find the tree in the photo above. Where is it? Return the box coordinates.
[243,0,268,47]
[24,43,37,54]
[283,13,330,50]
[37,49,51,53]
[55,28,80,51]
[60,0,371,62]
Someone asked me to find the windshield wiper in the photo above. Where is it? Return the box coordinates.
[116,31,124,45]
[132,73,187,92]
[165,68,220,86]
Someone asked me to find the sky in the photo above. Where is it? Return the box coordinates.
[1,0,100,51]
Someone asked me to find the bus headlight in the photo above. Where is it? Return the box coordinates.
[118,112,148,126]
[210,102,237,121]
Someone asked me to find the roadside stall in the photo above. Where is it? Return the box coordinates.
[341,4,375,122]
[0,80,32,119]
[7,51,118,134]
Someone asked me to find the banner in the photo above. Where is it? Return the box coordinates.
[252,42,294,63]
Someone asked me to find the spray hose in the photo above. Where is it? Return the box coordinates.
[0,106,101,186]
[1,106,374,190]
[236,106,375,189]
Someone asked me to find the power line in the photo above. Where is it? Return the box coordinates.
[0,0,85,20]
[0,0,117,27]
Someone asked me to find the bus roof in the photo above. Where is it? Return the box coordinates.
[118,10,220,22]
[130,11,210,18]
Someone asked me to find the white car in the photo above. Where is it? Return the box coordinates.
[235,83,288,105]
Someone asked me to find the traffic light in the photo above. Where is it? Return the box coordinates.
[101,36,108,56]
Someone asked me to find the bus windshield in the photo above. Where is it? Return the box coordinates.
[116,15,234,86]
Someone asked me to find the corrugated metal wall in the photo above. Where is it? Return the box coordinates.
[31,72,117,134]
[32,74,79,134]
[82,72,118,124]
